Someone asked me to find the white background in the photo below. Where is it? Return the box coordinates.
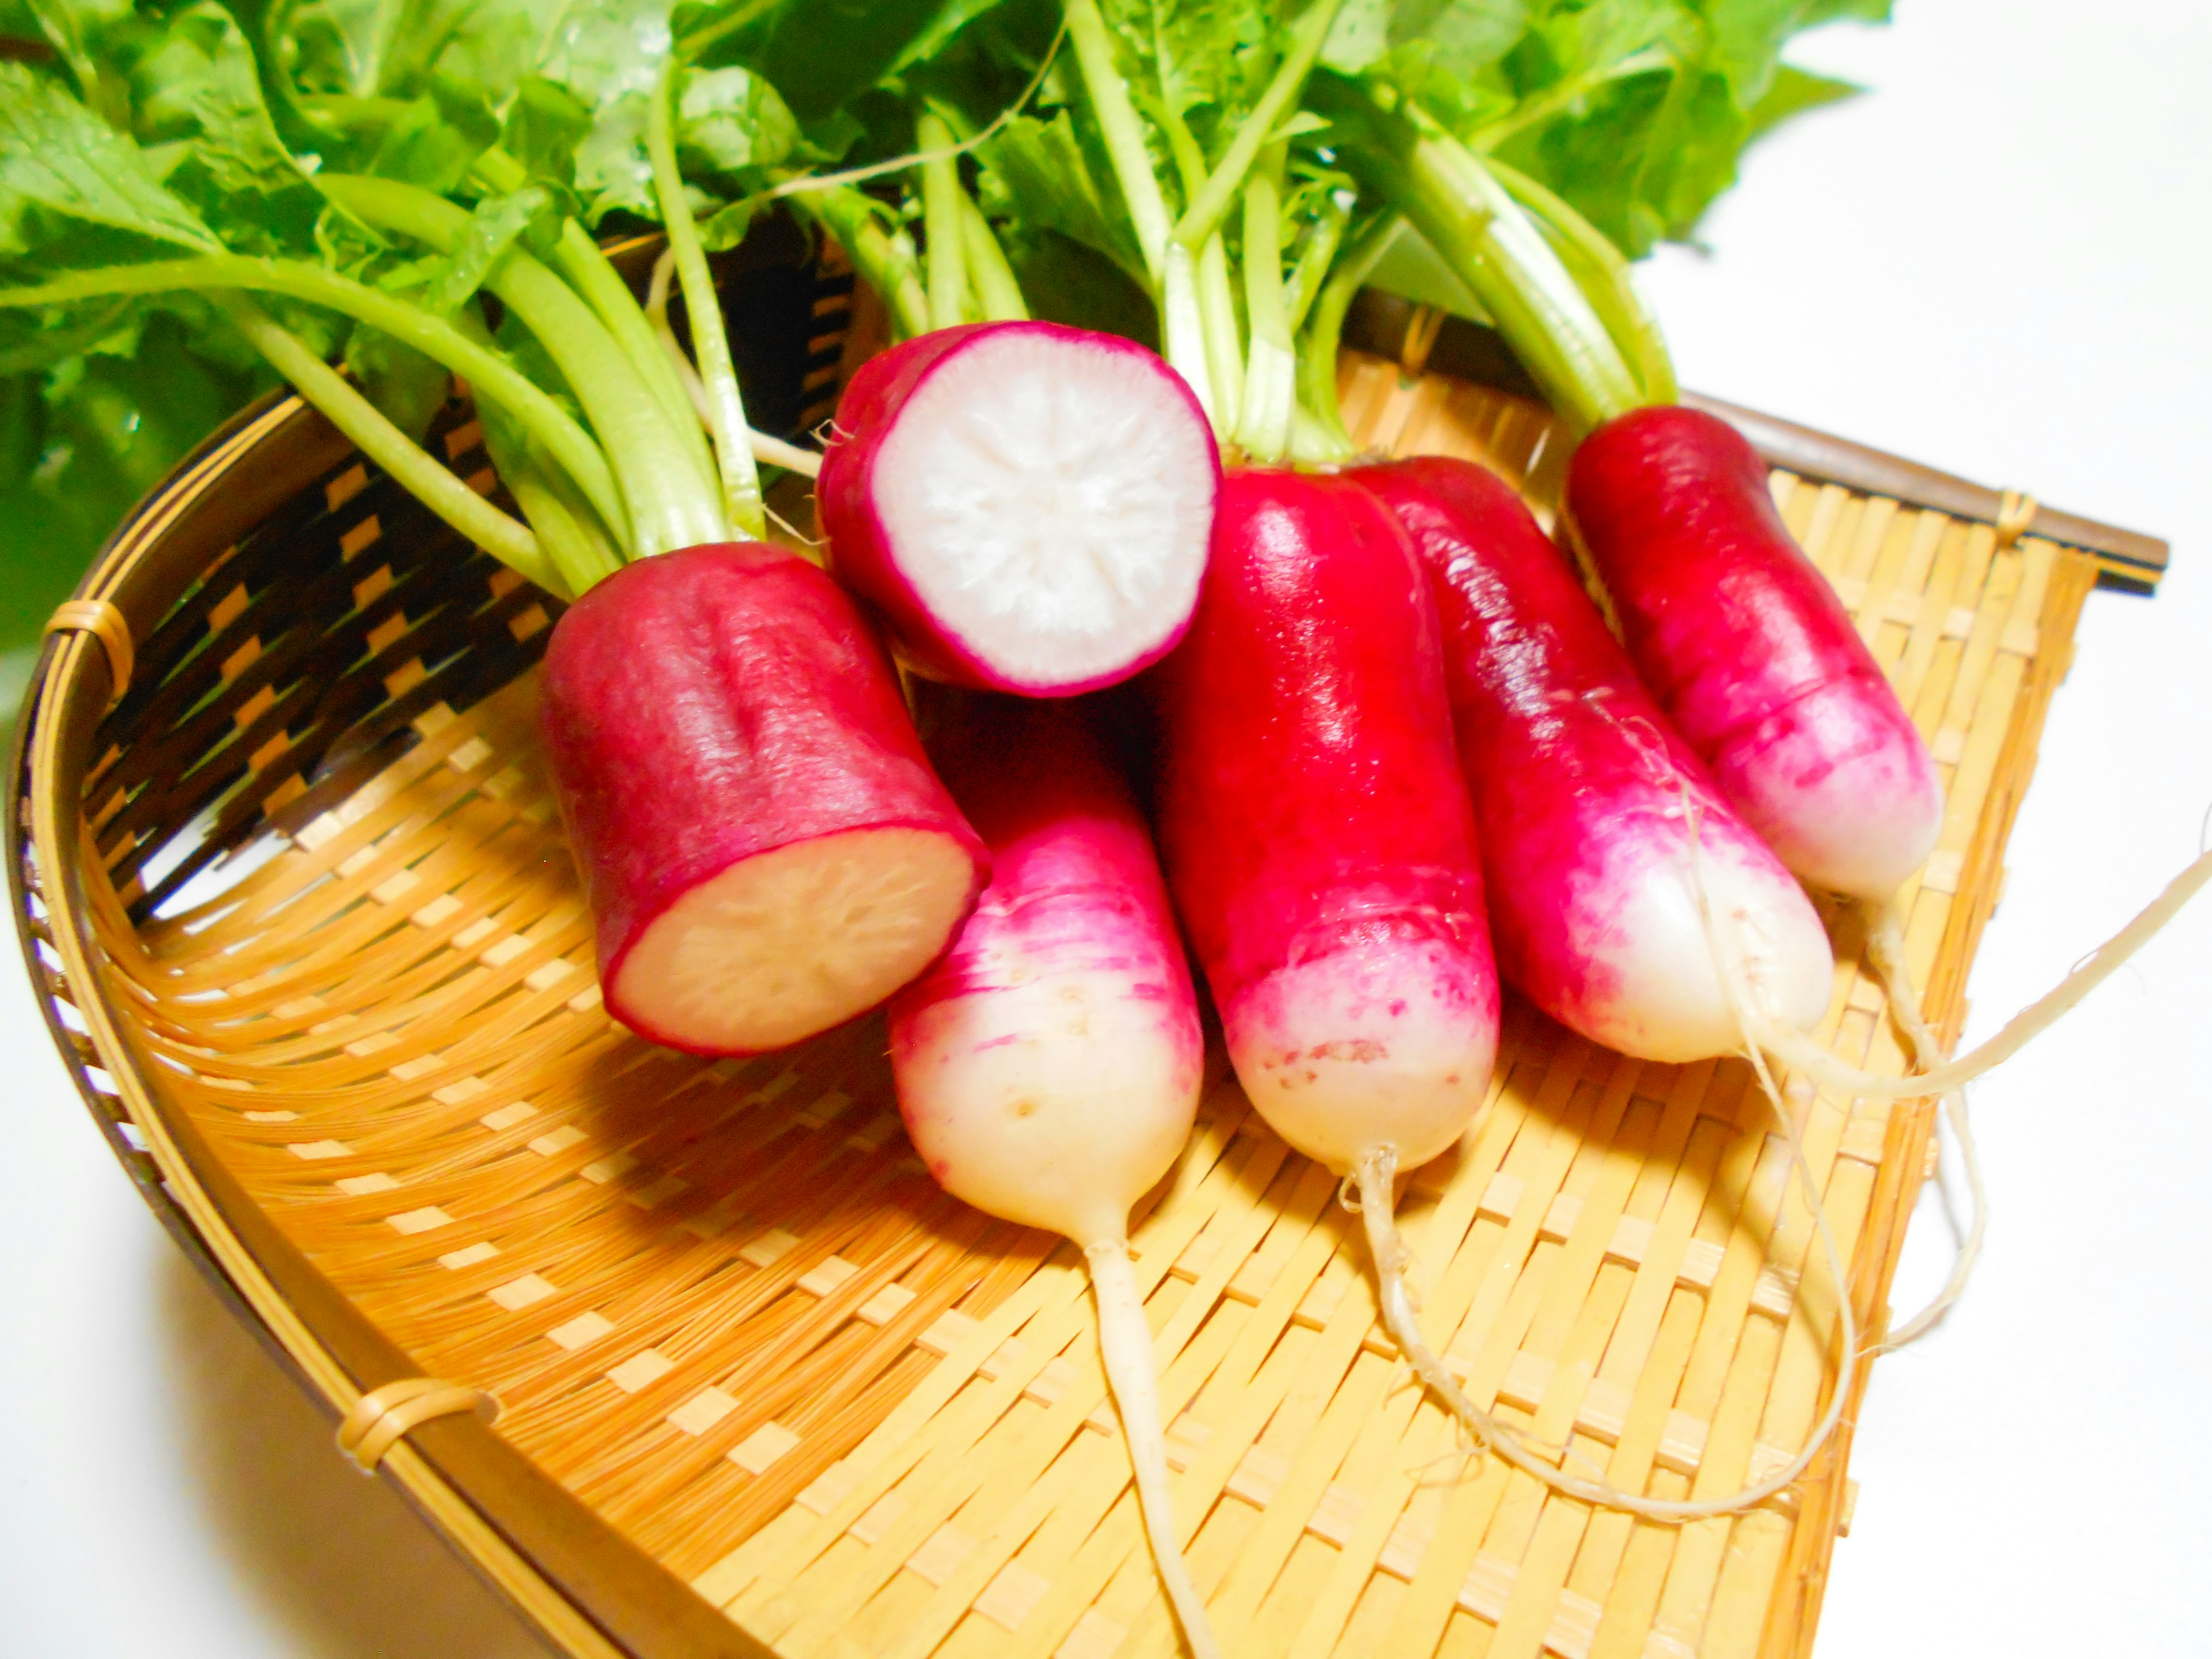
[4,3,2208,1653]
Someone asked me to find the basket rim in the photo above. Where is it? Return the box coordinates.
[7,319,2154,1659]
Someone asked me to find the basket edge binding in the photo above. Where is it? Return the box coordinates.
[7,391,775,1659]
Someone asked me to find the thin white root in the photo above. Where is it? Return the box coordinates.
[1354,1143,1852,1522]
[647,248,824,482]
[1085,1241,1222,1659]
[1755,844,2212,1100]
[1858,900,1988,1351]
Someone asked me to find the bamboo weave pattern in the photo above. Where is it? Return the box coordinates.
[37,349,2096,1659]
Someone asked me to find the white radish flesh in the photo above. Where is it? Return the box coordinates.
[819,321,1221,696]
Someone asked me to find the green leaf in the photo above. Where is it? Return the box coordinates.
[978,109,1145,283]
[678,63,798,179]
[422,183,552,311]
[0,60,219,256]
[343,319,445,439]
[1744,60,1859,138]
[757,0,983,127]
[1321,0,1391,74]
[502,73,592,186]
[1392,0,1528,79]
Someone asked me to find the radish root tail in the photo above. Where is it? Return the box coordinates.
[1858,899,1988,1351]
[1085,1240,1222,1659]
[1354,1133,1851,1521]
[1751,844,2212,1099]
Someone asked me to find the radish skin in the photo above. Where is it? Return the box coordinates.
[1566,406,1944,902]
[541,544,988,1055]
[820,321,1220,696]
[1148,469,1500,1176]
[1360,456,1833,1061]
[887,694,1216,1658]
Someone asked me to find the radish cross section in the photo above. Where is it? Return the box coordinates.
[821,322,1220,696]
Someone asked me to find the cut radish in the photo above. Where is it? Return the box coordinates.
[818,321,1221,696]
[540,543,988,1055]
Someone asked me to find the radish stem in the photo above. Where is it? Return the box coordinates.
[1066,0,1172,288]
[1086,1240,1221,1659]
[1234,149,1296,461]
[215,296,550,584]
[918,110,970,332]
[959,194,1029,323]
[316,173,731,558]
[648,58,762,540]
[1168,0,1348,253]
[0,256,624,536]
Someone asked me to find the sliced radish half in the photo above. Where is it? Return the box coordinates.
[541,543,988,1056]
[820,322,1221,696]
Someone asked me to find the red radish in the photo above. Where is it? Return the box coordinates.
[1565,405,1944,902]
[541,544,988,1055]
[819,321,1221,696]
[888,691,1216,1657]
[1360,455,1834,1063]
[1148,469,1499,1179]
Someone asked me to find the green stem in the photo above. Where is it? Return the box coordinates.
[1171,0,1349,252]
[1315,86,1643,435]
[1297,212,1399,460]
[917,110,971,331]
[1233,150,1294,462]
[788,184,930,341]
[0,254,625,534]
[215,296,552,586]
[554,221,722,490]
[476,399,621,599]
[648,59,761,541]
[1284,192,1351,337]
[1195,231,1243,440]
[319,174,725,557]
[960,195,1029,322]
[1065,0,1173,289]
[1481,157,1676,404]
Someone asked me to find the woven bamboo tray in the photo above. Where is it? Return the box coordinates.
[9,262,2168,1659]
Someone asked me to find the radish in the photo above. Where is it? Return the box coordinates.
[541,544,987,1055]
[817,321,1221,696]
[1148,469,1499,1178]
[1148,468,1501,1484]
[1564,404,1945,902]
[887,691,1216,1658]
[1359,455,1835,1063]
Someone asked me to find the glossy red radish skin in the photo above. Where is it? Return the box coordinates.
[1362,457,1832,1062]
[820,321,1221,696]
[889,695,1203,1244]
[541,544,988,1055]
[1150,470,1499,1173]
[1566,406,1943,900]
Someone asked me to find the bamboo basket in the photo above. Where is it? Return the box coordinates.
[9,247,2168,1659]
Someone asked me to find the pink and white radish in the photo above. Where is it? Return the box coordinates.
[887,691,1217,1658]
[541,543,988,1055]
[1361,455,1835,1063]
[1147,467,1499,1459]
[819,321,1221,696]
[1565,405,1944,902]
